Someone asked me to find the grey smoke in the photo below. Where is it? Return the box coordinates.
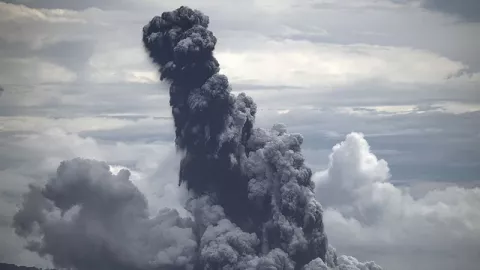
[13,6,382,270]
[141,6,327,268]
[13,158,196,270]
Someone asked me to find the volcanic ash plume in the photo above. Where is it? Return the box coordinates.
[13,6,382,270]
[140,6,381,270]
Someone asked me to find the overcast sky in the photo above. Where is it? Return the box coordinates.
[0,1,479,270]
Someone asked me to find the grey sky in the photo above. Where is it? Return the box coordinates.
[0,1,479,270]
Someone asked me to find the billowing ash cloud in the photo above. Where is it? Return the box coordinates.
[13,6,382,270]
[141,6,328,267]
[13,158,197,270]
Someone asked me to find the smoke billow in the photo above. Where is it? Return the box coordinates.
[13,158,197,270]
[13,6,382,270]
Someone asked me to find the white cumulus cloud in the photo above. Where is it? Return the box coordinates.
[313,132,480,270]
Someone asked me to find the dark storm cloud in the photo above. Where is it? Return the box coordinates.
[423,0,480,22]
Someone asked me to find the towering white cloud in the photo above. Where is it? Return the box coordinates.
[314,132,480,269]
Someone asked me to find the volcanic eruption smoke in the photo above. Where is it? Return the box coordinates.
[13,6,381,270]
